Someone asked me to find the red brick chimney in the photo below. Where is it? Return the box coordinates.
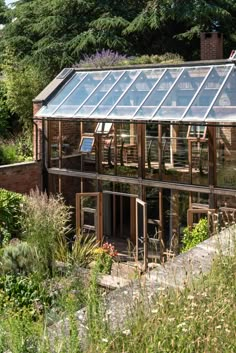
[200,32,223,60]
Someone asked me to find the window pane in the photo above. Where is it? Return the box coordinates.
[91,71,138,117]
[183,65,231,120]
[75,71,123,116]
[134,68,182,118]
[109,70,164,117]
[38,73,86,116]
[54,72,108,116]
[206,69,236,121]
[154,67,210,120]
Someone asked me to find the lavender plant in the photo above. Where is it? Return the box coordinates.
[75,49,127,68]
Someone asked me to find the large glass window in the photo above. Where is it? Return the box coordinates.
[216,125,236,188]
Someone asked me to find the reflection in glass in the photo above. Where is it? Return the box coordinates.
[134,69,182,118]
[184,66,231,120]
[92,71,138,116]
[154,67,210,120]
[207,70,236,121]
[54,72,107,116]
[39,73,85,116]
[109,70,163,117]
[75,72,123,116]
[216,125,236,188]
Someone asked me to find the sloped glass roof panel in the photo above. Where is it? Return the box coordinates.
[91,70,139,117]
[35,64,236,123]
[74,71,124,116]
[38,72,86,116]
[183,65,232,121]
[107,70,163,117]
[54,71,108,116]
[206,69,236,122]
[133,68,182,118]
[153,67,210,120]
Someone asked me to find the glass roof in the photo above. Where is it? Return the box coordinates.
[36,64,236,123]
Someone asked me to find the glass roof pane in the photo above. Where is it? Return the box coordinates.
[75,71,123,116]
[108,70,164,117]
[206,69,236,121]
[54,71,108,116]
[153,67,210,120]
[91,70,138,117]
[183,65,231,120]
[134,68,182,118]
[38,73,86,116]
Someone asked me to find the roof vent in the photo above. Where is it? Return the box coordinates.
[228,50,236,61]
[56,68,73,80]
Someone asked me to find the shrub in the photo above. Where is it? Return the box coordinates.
[76,49,127,68]
[22,189,72,277]
[76,50,184,69]
[0,240,37,275]
[94,242,118,274]
[0,188,25,245]
[0,133,33,165]
[0,274,51,316]
[181,218,209,252]
[69,233,99,268]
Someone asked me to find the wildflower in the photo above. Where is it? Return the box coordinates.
[187,295,195,300]
[215,325,221,329]
[177,322,186,328]
[122,329,131,336]
[168,317,175,322]
[102,338,109,343]
[151,309,158,314]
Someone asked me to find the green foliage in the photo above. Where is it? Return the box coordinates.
[69,233,99,268]
[181,218,209,252]
[0,81,10,136]
[0,274,51,316]
[0,133,33,165]
[2,52,49,130]
[0,188,25,245]
[95,251,113,274]
[0,241,37,275]
[22,189,72,277]
[89,249,236,353]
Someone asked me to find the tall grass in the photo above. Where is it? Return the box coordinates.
[22,189,72,277]
[86,235,236,353]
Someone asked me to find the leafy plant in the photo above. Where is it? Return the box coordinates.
[0,133,33,165]
[181,218,209,252]
[94,242,118,274]
[0,188,25,245]
[0,274,51,316]
[69,233,99,268]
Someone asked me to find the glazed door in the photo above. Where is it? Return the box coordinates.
[76,192,103,243]
[136,198,147,270]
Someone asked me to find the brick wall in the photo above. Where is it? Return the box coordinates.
[200,32,223,60]
[0,161,42,194]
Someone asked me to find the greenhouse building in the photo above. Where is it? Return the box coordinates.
[33,58,236,265]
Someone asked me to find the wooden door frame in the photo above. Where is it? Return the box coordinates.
[103,190,138,242]
[136,198,148,271]
[76,192,103,243]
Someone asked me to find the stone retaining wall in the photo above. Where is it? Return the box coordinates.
[51,227,235,346]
